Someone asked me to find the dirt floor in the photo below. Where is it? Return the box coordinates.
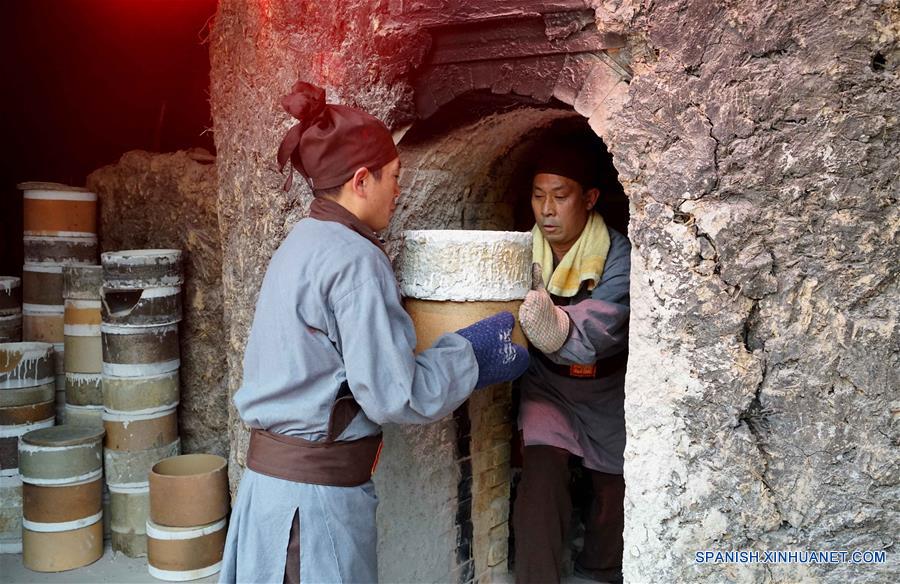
[1,549,601,583]
[0,547,218,584]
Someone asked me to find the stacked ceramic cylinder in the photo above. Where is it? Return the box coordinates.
[19,182,99,421]
[63,266,104,429]
[0,342,56,554]
[19,425,104,572]
[147,454,229,581]
[0,278,22,342]
[101,249,182,558]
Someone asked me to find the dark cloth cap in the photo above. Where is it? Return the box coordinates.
[277,81,398,191]
[532,142,597,190]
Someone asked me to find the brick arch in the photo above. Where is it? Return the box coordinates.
[402,1,633,140]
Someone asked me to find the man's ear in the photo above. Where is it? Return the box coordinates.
[585,187,600,209]
[351,167,370,197]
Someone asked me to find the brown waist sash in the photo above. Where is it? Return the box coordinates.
[246,382,383,487]
[247,429,382,487]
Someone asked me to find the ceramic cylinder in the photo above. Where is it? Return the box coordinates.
[0,416,55,477]
[0,277,21,316]
[101,323,180,377]
[22,518,103,572]
[103,406,180,486]
[0,474,22,554]
[397,230,532,352]
[103,371,179,414]
[52,342,65,375]
[101,250,184,290]
[398,230,532,301]
[23,235,98,265]
[19,424,105,572]
[0,400,56,430]
[0,342,55,390]
[19,424,104,485]
[103,407,178,452]
[102,484,110,540]
[64,299,102,374]
[0,314,22,343]
[22,263,64,307]
[22,477,102,526]
[105,440,181,488]
[19,182,97,237]
[65,372,103,406]
[63,404,104,429]
[404,298,528,352]
[102,286,182,327]
[62,265,102,300]
[147,518,226,581]
[22,305,64,344]
[149,454,228,527]
[54,374,66,422]
[109,483,150,557]
[0,381,54,408]
[0,343,57,470]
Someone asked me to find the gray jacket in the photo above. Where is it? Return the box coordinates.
[221,218,479,583]
[518,226,631,474]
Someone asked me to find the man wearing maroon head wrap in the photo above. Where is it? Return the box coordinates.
[219,81,529,584]
[512,142,631,584]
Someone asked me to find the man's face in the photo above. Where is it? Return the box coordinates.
[366,157,401,232]
[531,173,598,252]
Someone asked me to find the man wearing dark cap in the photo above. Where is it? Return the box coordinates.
[513,144,631,584]
[219,81,529,584]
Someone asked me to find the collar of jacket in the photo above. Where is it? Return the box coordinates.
[309,196,387,256]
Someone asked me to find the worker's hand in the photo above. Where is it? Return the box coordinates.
[518,263,570,354]
[455,311,529,389]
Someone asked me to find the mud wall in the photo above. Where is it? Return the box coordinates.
[88,149,228,456]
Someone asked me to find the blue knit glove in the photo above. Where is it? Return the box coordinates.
[455,311,530,389]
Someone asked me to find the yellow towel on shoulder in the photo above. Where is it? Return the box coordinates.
[532,212,610,297]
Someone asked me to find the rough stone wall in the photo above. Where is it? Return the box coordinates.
[88,150,228,456]
[592,1,899,582]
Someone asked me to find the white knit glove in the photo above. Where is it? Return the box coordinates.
[518,263,570,354]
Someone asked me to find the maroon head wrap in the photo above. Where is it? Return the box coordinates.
[277,81,398,192]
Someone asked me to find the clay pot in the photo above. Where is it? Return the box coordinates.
[19,182,97,237]
[65,372,102,406]
[19,424,106,572]
[0,277,21,316]
[147,518,226,581]
[101,249,183,290]
[397,230,532,353]
[149,454,229,527]
[101,323,180,377]
[0,474,23,554]
[22,518,103,572]
[108,484,150,558]
[103,370,179,414]
[24,235,97,265]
